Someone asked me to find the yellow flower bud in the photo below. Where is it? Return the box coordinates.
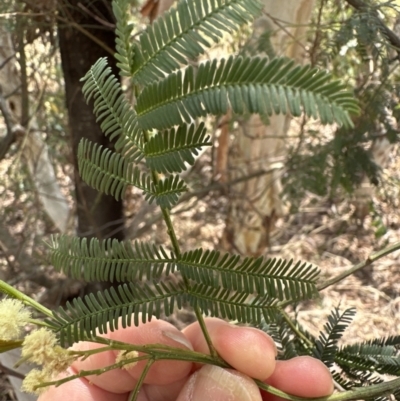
[0,299,31,341]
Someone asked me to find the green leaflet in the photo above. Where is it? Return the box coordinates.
[78,139,187,208]
[80,58,143,154]
[48,282,186,346]
[50,235,176,282]
[186,284,281,324]
[144,123,212,173]
[113,0,135,77]
[336,342,400,376]
[136,56,359,130]
[178,248,320,301]
[132,0,263,85]
[312,307,356,367]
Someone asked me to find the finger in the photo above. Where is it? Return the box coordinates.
[135,377,187,401]
[37,368,129,401]
[261,356,334,401]
[70,319,193,394]
[176,365,262,401]
[183,318,277,380]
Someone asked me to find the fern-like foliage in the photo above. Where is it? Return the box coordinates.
[46,0,364,351]
[137,56,359,131]
[336,342,400,376]
[368,335,400,349]
[144,123,211,173]
[78,139,187,208]
[49,234,323,342]
[113,0,135,77]
[261,316,300,360]
[81,58,143,156]
[131,0,263,85]
[49,235,176,282]
[313,307,356,367]
[78,139,135,201]
[49,281,186,346]
[178,249,319,301]
[186,284,280,324]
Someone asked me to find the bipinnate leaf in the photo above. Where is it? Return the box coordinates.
[144,123,212,174]
[313,307,356,367]
[50,235,176,282]
[48,282,185,346]
[113,0,135,77]
[137,56,359,131]
[178,249,320,301]
[78,139,187,208]
[80,58,143,154]
[131,0,263,85]
[186,284,281,324]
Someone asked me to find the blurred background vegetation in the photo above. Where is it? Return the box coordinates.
[0,0,399,399]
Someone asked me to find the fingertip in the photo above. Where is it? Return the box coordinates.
[176,365,263,401]
[262,356,333,401]
[214,324,277,380]
[184,318,277,380]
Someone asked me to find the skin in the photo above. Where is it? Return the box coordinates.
[38,318,333,401]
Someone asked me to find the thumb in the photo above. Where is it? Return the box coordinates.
[176,365,262,401]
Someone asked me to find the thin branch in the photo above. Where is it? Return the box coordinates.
[142,130,218,358]
[126,165,284,239]
[77,2,115,28]
[57,16,115,56]
[0,363,25,380]
[0,92,24,161]
[256,376,400,401]
[16,18,29,126]
[318,241,400,290]
[345,0,400,59]
[279,310,314,348]
[0,53,16,72]
[262,11,308,55]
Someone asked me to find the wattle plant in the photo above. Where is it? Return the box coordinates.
[0,0,399,399]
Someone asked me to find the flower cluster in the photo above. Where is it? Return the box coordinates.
[0,299,74,394]
[116,349,139,370]
[0,299,31,341]
[21,328,77,395]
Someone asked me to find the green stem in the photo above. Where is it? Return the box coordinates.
[256,376,400,401]
[142,130,217,358]
[94,336,226,365]
[38,342,229,391]
[27,318,55,328]
[318,241,400,291]
[129,359,154,401]
[0,280,53,318]
[35,336,400,401]
[280,310,314,348]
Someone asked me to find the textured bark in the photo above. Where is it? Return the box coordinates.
[58,0,124,241]
[223,0,315,255]
[0,25,70,232]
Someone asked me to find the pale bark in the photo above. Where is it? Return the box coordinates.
[0,25,69,233]
[223,0,315,255]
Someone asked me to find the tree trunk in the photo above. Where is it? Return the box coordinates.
[58,0,124,241]
[222,0,315,255]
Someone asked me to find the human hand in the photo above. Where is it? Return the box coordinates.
[38,317,333,401]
